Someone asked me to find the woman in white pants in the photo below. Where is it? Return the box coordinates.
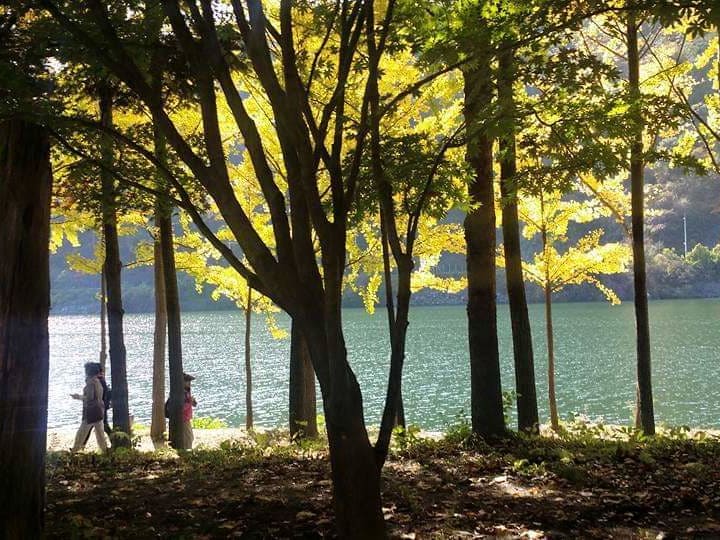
[71,362,108,452]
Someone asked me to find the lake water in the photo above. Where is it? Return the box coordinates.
[49,299,720,431]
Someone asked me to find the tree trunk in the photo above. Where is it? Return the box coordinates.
[379,209,407,433]
[302,316,386,539]
[376,254,412,467]
[306,242,386,538]
[289,320,318,438]
[462,53,506,438]
[498,47,539,433]
[540,201,559,432]
[0,119,52,539]
[245,286,253,431]
[545,283,559,431]
[158,205,186,448]
[627,11,655,435]
[395,387,406,428]
[99,267,107,371]
[151,210,167,445]
[98,83,131,444]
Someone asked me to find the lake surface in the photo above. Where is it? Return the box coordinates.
[49,299,720,430]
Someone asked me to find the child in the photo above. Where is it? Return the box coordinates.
[183,373,197,448]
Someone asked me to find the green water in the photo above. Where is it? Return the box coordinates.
[49,298,720,430]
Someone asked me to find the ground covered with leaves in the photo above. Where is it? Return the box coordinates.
[45,425,720,539]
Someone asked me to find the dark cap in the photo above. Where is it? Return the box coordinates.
[183,373,195,381]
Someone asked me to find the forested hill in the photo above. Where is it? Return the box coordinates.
[52,165,720,315]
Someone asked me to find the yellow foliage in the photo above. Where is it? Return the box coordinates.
[514,188,631,302]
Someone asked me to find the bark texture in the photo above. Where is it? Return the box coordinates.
[245,287,253,431]
[306,249,387,538]
[498,47,539,433]
[98,83,131,442]
[375,253,412,466]
[627,11,655,435]
[151,210,167,444]
[0,119,52,539]
[289,321,317,439]
[545,283,559,431]
[462,55,506,438]
[158,206,186,448]
[99,268,107,371]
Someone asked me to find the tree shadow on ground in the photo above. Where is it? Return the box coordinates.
[45,433,720,539]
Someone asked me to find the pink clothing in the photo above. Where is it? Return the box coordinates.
[183,390,194,422]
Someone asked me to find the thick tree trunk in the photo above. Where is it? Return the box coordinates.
[303,320,386,539]
[158,205,186,448]
[627,12,655,435]
[98,84,131,443]
[0,119,52,539]
[306,244,386,538]
[462,56,506,438]
[245,287,253,431]
[151,211,167,445]
[498,47,539,433]
[289,320,317,438]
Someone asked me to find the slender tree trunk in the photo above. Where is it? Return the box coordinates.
[379,209,407,432]
[98,83,131,443]
[376,254,412,467]
[540,199,559,432]
[99,267,107,371]
[627,11,655,435]
[462,50,506,438]
[498,47,539,433]
[395,387,406,428]
[244,286,253,431]
[147,0,168,447]
[544,283,559,431]
[151,210,167,444]
[0,119,52,539]
[289,320,317,438]
[158,205,186,448]
[368,12,408,449]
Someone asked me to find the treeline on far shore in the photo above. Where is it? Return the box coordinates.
[52,241,720,315]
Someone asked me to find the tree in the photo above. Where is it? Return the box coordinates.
[0,119,52,539]
[625,8,656,434]
[151,207,167,444]
[517,188,631,430]
[498,44,539,433]
[462,15,507,438]
[364,16,466,459]
[40,2,394,531]
[578,6,698,435]
[289,321,318,438]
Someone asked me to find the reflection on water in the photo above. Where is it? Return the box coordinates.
[49,299,720,430]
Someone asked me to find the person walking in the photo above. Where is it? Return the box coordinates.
[71,362,108,453]
[82,363,112,446]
